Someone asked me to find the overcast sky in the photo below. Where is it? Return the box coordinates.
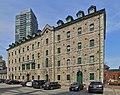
[0,0,120,69]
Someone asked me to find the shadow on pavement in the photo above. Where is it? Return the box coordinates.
[52,90,95,95]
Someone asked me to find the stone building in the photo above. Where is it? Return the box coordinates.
[7,6,106,85]
[0,55,7,79]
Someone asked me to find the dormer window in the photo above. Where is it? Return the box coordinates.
[76,10,84,18]
[88,5,96,14]
[57,20,64,26]
[32,33,35,37]
[66,16,73,23]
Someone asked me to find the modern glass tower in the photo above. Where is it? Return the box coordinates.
[15,8,38,42]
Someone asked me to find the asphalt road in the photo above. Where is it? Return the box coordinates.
[0,83,120,95]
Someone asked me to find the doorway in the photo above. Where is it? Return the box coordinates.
[77,71,83,83]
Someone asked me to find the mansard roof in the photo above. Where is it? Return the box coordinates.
[55,8,105,31]
[7,24,52,51]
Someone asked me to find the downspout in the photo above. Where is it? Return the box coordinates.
[98,14,101,81]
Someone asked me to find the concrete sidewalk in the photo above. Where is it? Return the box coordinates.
[105,85,120,89]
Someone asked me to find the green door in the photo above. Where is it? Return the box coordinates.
[77,71,83,83]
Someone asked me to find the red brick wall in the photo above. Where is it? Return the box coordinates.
[105,72,120,81]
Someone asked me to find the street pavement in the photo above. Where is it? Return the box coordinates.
[0,83,120,95]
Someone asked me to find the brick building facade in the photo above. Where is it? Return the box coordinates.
[105,67,120,82]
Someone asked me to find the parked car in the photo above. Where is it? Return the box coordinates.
[32,80,46,89]
[69,82,83,91]
[5,79,11,84]
[20,81,30,87]
[43,82,61,90]
[0,79,5,83]
[6,80,20,84]
[88,82,103,93]
[26,81,33,87]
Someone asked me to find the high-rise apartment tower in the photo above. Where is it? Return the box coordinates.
[15,8,38,42]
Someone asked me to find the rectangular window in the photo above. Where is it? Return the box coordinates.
[18,76,20,79]
[15,76,16,79]
[22,64,25,70]
[38,64,40,69]
[32,44,34,50]
[32,76,34,80]
[78,57,81,64]
[15,51,16,55]
[38,53,40,58]
[57,35,60,41]
[32,54,34,60]
[23,57,24,61]
[58,75,60,80]
[89,55,94,63]
[110,76,112,79]
[46,58,48,67]
[90,73,94,80]
[22,76,24,80]
[38,75,40,80]
[27,46,29,51]
[38,42,40,48]
[67,45,70,52]
[58,61,60,66]
[19,49,20,53]
[12,67,13,71]
[46,38,48,45]
[78,27,82,35]
[90,39,94,47]
[78,42,82,50]
[113,75,115,80]
[67,74,70,80]
[23,48,24,52]
[19,58,21,62]
[46,50,48,56]
[26,64,30,70]
[67,31,70,38]
[15,59,17,63]
[27,55,29,60]
[57,48,61,54]
[31,63,35,69]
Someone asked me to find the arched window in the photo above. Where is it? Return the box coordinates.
[67,59,70,65]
